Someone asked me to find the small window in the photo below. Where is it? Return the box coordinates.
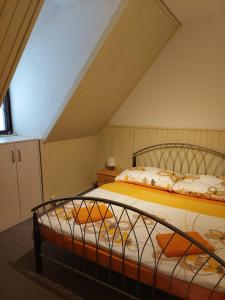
[0,91,13,135]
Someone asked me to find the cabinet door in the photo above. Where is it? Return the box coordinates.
[16,140,43,220]
[0,144,20,231]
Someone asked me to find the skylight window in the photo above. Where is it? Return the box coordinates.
[0,91,13,135]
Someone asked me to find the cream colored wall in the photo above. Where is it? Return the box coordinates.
[109,3,225,130]
[41,136,97,200]
[41,126,225,200]
[97,126,225,169]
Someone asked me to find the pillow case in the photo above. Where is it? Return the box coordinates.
[115,167,181,191]
[172,174,225,202]
[115,167,225,202]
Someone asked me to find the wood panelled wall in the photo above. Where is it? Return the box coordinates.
[0,0,43,102]
[41,126,225,200]
[97,126,225,169]
[41,136,97,200]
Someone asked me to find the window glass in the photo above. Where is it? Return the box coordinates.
[0,91,13,135]
[0,102,6,131]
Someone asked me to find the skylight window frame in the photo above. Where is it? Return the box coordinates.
[0,90,13,135]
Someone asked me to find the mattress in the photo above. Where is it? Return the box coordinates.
[38,182,225,299]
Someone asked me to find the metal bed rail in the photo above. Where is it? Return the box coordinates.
[32,196,225,300]
[132,143,225,176]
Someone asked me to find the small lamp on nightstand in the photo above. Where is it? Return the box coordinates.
[107,157,116,170]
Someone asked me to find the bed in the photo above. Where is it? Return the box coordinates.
[32,143,225,300]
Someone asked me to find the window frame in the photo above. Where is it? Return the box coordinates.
[0,90,13,135]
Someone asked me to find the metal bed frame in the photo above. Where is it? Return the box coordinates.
[32,143,225,299]
[132,143,225,175]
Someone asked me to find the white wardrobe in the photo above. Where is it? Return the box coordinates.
[0,139,43,232]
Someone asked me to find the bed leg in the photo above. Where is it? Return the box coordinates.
[33,212,42,274]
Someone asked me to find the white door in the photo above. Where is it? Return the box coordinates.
[0,144,20,231]
[16,140,43,220]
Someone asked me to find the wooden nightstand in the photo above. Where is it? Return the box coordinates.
[97,168,123,187]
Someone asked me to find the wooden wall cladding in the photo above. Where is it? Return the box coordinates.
[41,136,97,200]
[97,126,225,169]
[0,0,43,102]
[40,126,224,200]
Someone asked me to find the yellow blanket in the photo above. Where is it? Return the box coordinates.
[100,182,225,218]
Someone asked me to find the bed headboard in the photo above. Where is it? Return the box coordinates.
[132,143,225,176]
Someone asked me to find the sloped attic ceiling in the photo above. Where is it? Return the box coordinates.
[10,0,127,139]
[10,0,179,141]
[46,0,179,141]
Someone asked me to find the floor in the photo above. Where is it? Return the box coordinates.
[0,219,130,300]
[0,219,62,300]
[0,218,174,300]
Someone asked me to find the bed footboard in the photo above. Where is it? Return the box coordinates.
[32,196,225,300]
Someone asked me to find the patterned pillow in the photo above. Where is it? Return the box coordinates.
[172,175,225,202]
[115,167,181,191]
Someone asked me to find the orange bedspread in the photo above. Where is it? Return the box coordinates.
[71,204,113,224]
[100,182,225,218]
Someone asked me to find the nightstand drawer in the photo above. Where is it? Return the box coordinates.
[97,174,114,186]
[97,168,123,187]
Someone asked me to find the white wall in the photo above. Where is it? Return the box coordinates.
[10,0,123,138]
[109,0,225,130]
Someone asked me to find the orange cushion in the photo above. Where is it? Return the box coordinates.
[156,231,214,257]
[72,204,113,224]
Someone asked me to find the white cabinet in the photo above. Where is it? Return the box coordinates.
[0,143,20,231]
[0,140,43,231]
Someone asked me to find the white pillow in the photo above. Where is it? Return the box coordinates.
[115,167,181,191]
[172,175,225,202]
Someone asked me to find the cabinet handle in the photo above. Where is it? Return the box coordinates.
[17,150,22,162]
[11,151,15,163]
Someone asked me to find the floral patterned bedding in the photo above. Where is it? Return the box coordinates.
[39,184,225,294]
[116,167,225,202]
